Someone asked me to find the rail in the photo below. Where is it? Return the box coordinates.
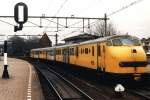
[34,65,63,100]
[34,63,93,100]
[128,88,150,100]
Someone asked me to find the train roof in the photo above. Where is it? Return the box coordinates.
[31,35,135,51]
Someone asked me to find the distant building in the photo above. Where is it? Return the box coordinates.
[141,38,150,53]
[39,33,52,47]
[63,32,100,44]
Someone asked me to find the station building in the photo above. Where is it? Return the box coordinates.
[63,32,100,44]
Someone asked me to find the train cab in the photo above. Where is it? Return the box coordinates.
[104,35,148,80]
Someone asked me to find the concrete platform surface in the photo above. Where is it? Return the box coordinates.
[0,57,45,100]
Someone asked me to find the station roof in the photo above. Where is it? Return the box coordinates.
[63,32,100,41]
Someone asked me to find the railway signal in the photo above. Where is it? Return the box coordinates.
[14,2,28,32]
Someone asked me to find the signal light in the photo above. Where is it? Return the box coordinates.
[14,2,28,32]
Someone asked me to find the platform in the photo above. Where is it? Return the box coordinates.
[0,57,45,100]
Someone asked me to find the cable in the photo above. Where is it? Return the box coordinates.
[44,18,66,27]
[54,0,69,16]
[60,19,98,38]
[44,0,69,31]
[0,19,14,26]
[28,21,41,27]
[61,0,145,37]
[108,0,144,16]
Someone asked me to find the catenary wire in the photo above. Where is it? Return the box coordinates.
[60,0,145,38]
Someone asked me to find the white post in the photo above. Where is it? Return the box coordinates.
[2,35,9,79]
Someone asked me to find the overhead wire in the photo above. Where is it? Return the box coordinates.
[43,0,69,32]
[57,0,99,38]
[0,19,14,26]
[60,0,145,38]
[27,21,41,27]
[108,0,144,16]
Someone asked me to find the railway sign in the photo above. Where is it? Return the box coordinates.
[14,2,28,32]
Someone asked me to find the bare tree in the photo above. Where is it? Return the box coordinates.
[25,37,40,56]
[8,36,26,56]
[88,21,117,37]
[8,36,40,56]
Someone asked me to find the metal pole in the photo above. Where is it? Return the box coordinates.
[2,35,9,79]
[104,13,107,37]
[83,19,84,32]
[55,34,58,46]
[40,17,42,28]
[65,18,68,28]
[57,18,59,32]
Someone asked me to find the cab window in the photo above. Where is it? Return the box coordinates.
[106,40,112,46]
[110,36,141,46]
[112,38,122,46]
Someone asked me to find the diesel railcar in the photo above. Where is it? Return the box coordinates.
[31,35,148,80]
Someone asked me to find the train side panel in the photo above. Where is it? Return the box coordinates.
[73,43,97,69]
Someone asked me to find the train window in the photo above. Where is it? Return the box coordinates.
[59,50,61,55]
[85,48,88,54]
[69,48,71,55]
[69,48,72,55]
[62,49,64,55]
[132,37,141,46]
[97,45,101,56]
[112,38,122,46]
[72,48,74,55]
[49,51,51,55]
[111,36,141,46]
[82,48,84,54]
[92,46,94,56]
[76,47,79,57]
[107,40,112,46]
[89,49,91,53]
[103,46,105,52]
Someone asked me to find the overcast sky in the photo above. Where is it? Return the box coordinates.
[0,0,149,43]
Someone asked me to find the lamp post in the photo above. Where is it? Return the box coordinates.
[2,35,9,79]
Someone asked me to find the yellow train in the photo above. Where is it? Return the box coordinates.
[30,35,148,81]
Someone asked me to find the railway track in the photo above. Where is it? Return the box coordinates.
[29,59,148,100]
[128,88,150,100]
[34,63,94,100]
[34,61,143,100]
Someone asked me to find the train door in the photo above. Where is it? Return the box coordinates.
[101,44,106,72]
[97,43,106,72]
[76,46,79,57]
[63,48,69,63]
[54,48,56,61]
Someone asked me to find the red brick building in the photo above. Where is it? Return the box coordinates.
[39,33,52,47]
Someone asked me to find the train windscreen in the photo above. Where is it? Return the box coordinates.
[107,36,141,46]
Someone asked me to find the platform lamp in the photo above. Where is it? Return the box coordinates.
[2,35,9,79]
